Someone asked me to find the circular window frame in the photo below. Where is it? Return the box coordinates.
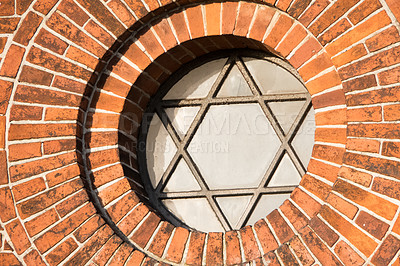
[137,49,315,232]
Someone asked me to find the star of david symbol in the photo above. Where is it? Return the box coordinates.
[138,51,314,232]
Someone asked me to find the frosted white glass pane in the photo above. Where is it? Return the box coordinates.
[292,107,315,167]
[268,153,301,187]
[163,159,201,192]
[247,194,290,225]
[146,115,177,188]
[244,58,306,94]
[217,64,253,97]
[163,59,227,100]
[188,104,281,190]
[163,198,224,232]
[165,106,200,138]
[268,101,305,134]
[216,195,252,229]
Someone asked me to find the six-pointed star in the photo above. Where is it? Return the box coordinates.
[139,52,314,232]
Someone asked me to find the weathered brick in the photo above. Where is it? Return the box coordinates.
[74,214,105,243]
[339,46,400,80]
[108,242,133,266]
[0,151,7,185]
[291,187,321,217]
[334,240,365,266]
[312,144,345,165]
[225,231,241,265]
[264,14,294,49]
[308,159,339,183]
[372,177,400,201]
[321,204,378,256]
[234,2,257,37]
[10,152,77,182]
[131,212,160,248]
[309,217,339,246]
[27,47,91,81]
[45,238,79,266]
[356,211,389,240]
[348,0,382,25]
[267,209,294,244]
[344,152,400,180]
[298,0,330,27]
[0,45,25,77]
[0,0,15,15]
[148,221,174,257]
[249,5,275,41]
[15,85,81,107]
[0,187,17,222]
[92,235,123,266]
[0,253,22,265]
[253,219,278,254]
[276,244,298,265]
[6,219,31,254]
[289,37,321,69]
[335,178,398,220]
[298,52,332,82]
[315,108,346,126]
[165,227,189,263]
[371,234,400,265]
[366,26,400,52]
[300,174,332,200]
[205,232,223,265]
[24,249,46,266]
[98,178,131,206]
[185,231,206,266]
[346,138,380,154]
[125,250,146,265]
[299,226,342,265]
[33,0,58,14]
[64,225,113,266]
[25,208,59,237]
[332,44,368,67]
[288,0,312,19]
[13,177,46,201]
[34,203,96,253]
[66,46,98,69]
[279,200,308,230]
[308,0,359,36]
[276,24,307,57]
[14,12,43,46]
[240,225,261,261]
[312,89,345,109]
[18,178,83,219]
[342,74,377,93]
[326,193,358,219]
[318,18,351,46]
[288,236,315,265]
[0,17,20,33]
[118,204,149,236]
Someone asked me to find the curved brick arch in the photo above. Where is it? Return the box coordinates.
[0,0,399,265]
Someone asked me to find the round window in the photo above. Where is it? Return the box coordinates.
[138,50,315,232]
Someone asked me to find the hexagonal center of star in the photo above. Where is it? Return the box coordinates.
[187,103,281,190]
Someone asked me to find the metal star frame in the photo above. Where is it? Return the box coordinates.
[138,50,312,231]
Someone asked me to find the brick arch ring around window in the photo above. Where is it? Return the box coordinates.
[1,0,400,265]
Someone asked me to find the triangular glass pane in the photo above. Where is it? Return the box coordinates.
[247,194,291,225]
[163,198,224,232]
[163,58,227,100]
[292,107,316,167]
[163,159,201,192]
[243,57,307,94]
[216,195,252,229]
[268,101,306,134]
[217,64,253,97]
[146,114,177,188]
[268,153,302,187]
[164,106,200,138]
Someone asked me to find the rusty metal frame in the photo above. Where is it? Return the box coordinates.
[137,49,313,231]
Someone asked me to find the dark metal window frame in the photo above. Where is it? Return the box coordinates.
[138,49,313,231]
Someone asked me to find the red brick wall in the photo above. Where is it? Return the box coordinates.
[0,0,399,265]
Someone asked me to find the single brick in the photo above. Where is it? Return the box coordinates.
[267,210,294,244]
[165,227,189,263]
[0,45,25,78]
[25,208,59,237]
[334,240,365,266]
[346,139,380,154]
[225,231,241,265]
[14,11,43,45]
[372,177,400,201]
[185,231,206,266]
[6,219,31,254]
[326,193,358,219]
[131,212,160,248]
[45,238,79,266]
[148,222,174,257]
[205,232,223,265]
[309,217,339,246]
[13,177,46,201]
[371,234,400,265]
[355,211,389,240]
[240,225,261,261]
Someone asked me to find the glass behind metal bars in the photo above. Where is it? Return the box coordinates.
[138,50,316,232]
